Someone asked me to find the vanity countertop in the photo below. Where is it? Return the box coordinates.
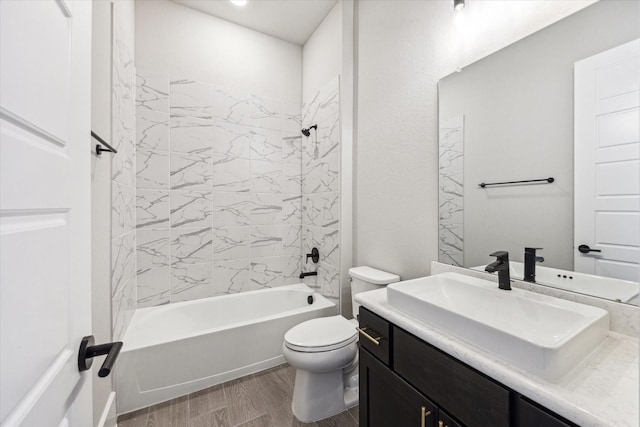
[355,288,639,427]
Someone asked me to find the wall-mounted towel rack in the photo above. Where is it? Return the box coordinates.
[91,130,118,156]
[478,177,554,188]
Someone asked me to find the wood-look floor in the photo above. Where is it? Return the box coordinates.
[117,364,359,427]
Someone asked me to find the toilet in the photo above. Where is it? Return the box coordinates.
[282,266,400,422]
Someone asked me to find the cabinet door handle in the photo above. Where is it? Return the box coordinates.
[356,326,382,346]
[421,406,432,427]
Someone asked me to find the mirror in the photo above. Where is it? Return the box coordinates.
[438,1,639,305]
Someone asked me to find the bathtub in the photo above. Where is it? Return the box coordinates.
[116,284,336,414]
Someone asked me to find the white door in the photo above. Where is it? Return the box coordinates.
[0,1,93,426]
[574,39,640,282]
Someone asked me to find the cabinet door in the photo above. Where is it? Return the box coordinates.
[360,348,438,427]
[519,397,575,427]
[439,410,464,427]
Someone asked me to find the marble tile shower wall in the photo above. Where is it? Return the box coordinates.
[112,11,137,341]
[134,70,303,307]
[301,77,341,305]
[438,115,464,267]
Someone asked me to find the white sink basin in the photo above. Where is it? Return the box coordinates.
[387,272,609,380]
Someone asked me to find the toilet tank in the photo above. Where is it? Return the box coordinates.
[349,266,400,319]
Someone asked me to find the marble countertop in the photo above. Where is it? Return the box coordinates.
[355,288,639,427]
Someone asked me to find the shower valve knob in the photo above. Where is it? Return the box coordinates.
[306,247,320,264]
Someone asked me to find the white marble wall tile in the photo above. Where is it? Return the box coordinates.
[136,71,169,113]
[212,121,252,160]
[136,190,170,229]
[170,152,212,191]
[170,115,213,156]
[137,229,171,271]
[304,193,339,228]
[112,11,136,339]
[283,255,302,286]
[136,108,169,151]
[301,122,339,163]
[112,181,135,237]
[251,225,283,258]
[318,262,340,299]
[302,153,340,194]
[112,131,135,188]
[212,157,251,192]
[210,88,281,131]
[137,149,169,189]
[137,267,170,308]
[112,274,136,342]
[250,128,282,162]
[171,263,213,302]
[302,76,340,127]
[438,115,464,266]
[171,227,213,265]
[283,101,302,136]
[212,226,251,260]
[283,224,301,256]
[112,231,136,296]
[212,259,251,294]
[283,163,302,194]
[282,135,302,164]
[212,193,251,226]
[170,190,213,228]
[169,79,211,118]
[250,194,282,225]
[251,256,283,288]
[283,195,302,225]
[304,226,340,268]
[251,160,281,193]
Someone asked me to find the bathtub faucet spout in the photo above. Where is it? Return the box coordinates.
[299,271,318,279]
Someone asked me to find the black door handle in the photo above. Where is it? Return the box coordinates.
[578,244,602,254]
[78,335,123,377]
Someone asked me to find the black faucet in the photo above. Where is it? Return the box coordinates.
[524,247,544,283]
[299,271,318,279]
[485,251,511,290]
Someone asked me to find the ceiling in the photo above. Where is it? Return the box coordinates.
[170,0,338,45]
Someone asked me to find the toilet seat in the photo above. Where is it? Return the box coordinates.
[284,315,357,353]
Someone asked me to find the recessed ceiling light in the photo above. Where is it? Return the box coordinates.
[230,0,247,6]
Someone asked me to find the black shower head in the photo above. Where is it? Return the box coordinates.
[301,124,318,137]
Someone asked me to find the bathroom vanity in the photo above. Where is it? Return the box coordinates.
[356,288,639,427]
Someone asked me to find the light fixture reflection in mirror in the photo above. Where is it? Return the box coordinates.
[230,0,247,7]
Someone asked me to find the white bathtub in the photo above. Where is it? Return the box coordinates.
[116,284,336,415]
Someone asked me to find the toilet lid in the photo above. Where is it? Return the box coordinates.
[284,315,358,353]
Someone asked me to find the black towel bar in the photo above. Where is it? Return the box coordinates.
[91,130,118,155]
[479,177,554,188]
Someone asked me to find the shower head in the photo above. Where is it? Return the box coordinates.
[301,124,317,137]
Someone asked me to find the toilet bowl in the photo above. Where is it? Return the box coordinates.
[283,266,400,422]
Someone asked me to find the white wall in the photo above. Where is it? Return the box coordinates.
[302,2,342,102]
[355,0,596,280]
[135,0,302,103]
[302,0,355,316]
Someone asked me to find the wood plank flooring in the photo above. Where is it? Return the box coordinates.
[117,364,359,427]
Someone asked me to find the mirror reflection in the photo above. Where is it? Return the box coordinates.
[437,1,639,305]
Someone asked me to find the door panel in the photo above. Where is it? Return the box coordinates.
[0,1,92,425]
[574,39,640,281]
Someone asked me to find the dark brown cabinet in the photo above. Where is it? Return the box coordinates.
[358,307,577,427]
